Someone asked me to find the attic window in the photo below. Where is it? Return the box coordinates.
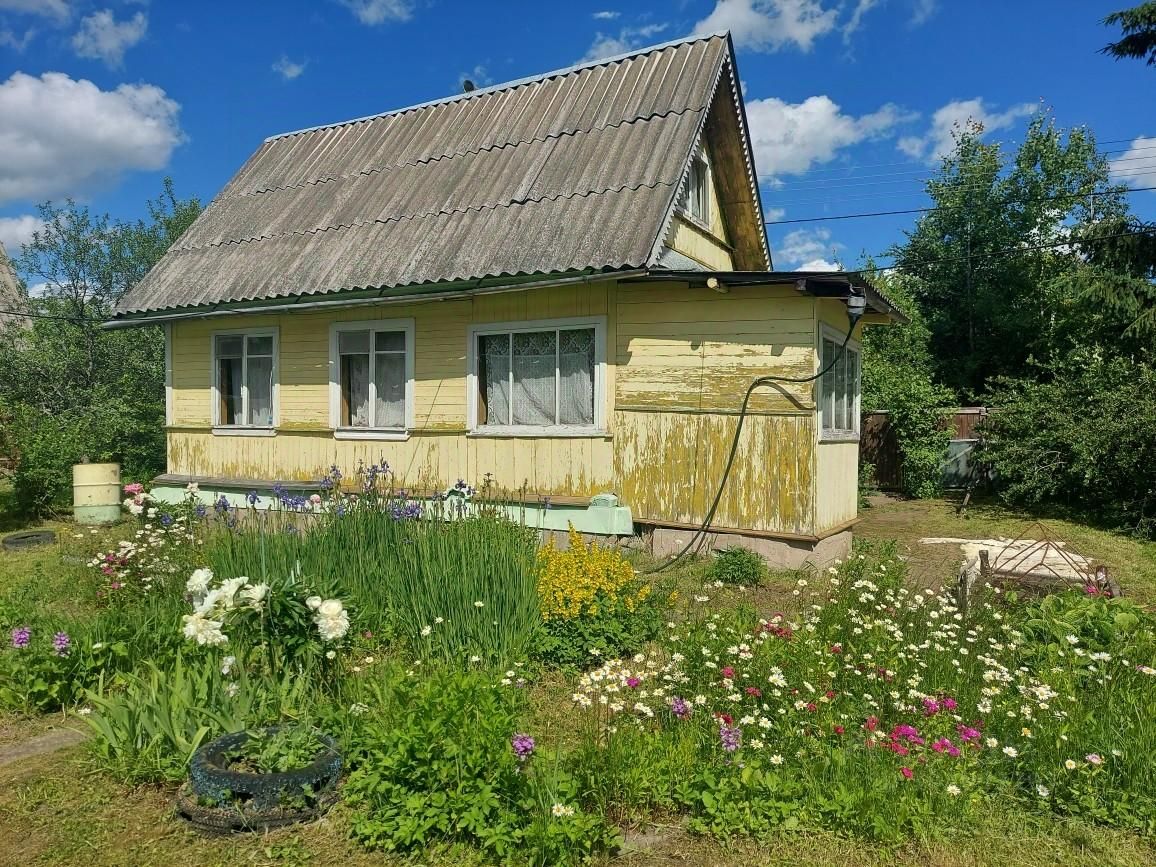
[680,150,711,226]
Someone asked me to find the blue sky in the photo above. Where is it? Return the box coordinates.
[1,0,1153,276]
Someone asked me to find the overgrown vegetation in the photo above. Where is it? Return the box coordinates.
[0,181,200,516]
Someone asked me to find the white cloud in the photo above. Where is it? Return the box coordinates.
[72,9,147,67]
[338,0,411,25]
[764,207,786,223]
[910,0,937,26]
[0,214,44,252]
[579,23,667,63]
[1109,136,1156,190]
[776,227,843,269]
[0,0,70,21]
[842,0,880,42]
[797,258,841,271]
[592,10,619,19]
[25,281,49,298]
[897,97,1036,162]
[692,0,838,53]
[0,71,183,205]
[745,95,916,179]
[272,55,307,80]
[0,27,35,51]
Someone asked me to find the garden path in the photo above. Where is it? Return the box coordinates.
[0,727,86,768]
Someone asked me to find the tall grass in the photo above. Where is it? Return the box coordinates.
[204,492,541,662]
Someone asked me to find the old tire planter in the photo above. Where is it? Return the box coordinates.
[178,727,342,834]
[2,530,57,551]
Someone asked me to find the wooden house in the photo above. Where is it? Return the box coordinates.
[109,34,902,566]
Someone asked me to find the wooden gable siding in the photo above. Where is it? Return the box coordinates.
[666,148,735,270]
[167,279,827,536]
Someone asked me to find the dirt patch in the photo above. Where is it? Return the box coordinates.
[0,727,87,768]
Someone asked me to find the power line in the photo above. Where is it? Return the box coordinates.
[772,146,1156,192]
[812,227,1156,277]
[765,185,1156,226]
[0,307,102,322]
[771,168,1156,209]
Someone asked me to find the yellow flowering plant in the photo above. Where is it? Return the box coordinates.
[534,526,664,668]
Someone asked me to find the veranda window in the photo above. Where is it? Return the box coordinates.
[214,331,275,428]
[474,323,600,431]
[819,329,860,439]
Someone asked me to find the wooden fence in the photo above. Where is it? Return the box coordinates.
[861,408,986,491]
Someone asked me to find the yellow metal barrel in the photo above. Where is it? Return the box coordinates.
[72,462,122,525]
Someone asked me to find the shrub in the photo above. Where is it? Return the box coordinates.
[982,353,1156,536]
[534,527,663,668]
[706,547,767,587]
[343,666,620,864]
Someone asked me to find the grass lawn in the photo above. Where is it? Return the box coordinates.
[1,495,1154,866]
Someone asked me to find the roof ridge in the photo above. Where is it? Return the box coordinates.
[263,33,727,143]
[231,107,704,199]
[177,179,679,252]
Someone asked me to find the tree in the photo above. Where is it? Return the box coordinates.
[860,270,954,498]
[0,180,200,516]
[1102,2,1156,67]
[890,113,1128,398]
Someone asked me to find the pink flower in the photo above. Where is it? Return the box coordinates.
[1086,753,1103,766]
[900,767,913,780]
[123,482,144,495]
[626,676,641,689]
[833,725,845,735]
[942,697,957,711]
[864,716,879,733]
[806,702,818,713]
[829,643,843,654]
[922,697,941,716]
[745,686,762,697]
[957,725,981,742]
[721,666,735,680]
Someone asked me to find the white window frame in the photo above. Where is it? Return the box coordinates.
[328,318,416,441]
[818,322,861,442]
[466,316,607,437]
[211,327,279,436]
[678,145,711,229]
[164,322,173,427]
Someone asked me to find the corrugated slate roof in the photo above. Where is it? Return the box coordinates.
[115,34,757,318]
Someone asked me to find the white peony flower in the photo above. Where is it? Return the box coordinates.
[186,568,214,597]
[305,596,323,611]
[181,613,228,646]
[318,598,345,618]
[220,655,236,676]
[240,583,269,607]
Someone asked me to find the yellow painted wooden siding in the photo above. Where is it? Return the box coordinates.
[612,280,820,534]
[614,411,815,535]
[169,283,616,496]
[615,282,817,413]
[167,277,841,536]
[815,441,858,530]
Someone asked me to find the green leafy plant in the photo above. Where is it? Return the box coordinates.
[83,653,311,783]
[224,725,328,775]
[707,547,767,587]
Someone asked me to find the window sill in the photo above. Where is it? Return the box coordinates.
[334,429,410,442]
[820,432,861,444]
[212,427,276,437]
[468,427,610,439]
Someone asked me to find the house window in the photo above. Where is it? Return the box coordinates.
[471,318,604,434]
[329,319,414,437]
[819,327,860,439]
[213,330,276,428]
[680,149,711,226]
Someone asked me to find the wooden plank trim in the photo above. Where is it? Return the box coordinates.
[637,516,861,544]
